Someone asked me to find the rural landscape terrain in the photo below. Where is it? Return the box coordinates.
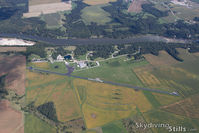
[0,0,199,133]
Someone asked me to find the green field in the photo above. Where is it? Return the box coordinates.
[102,120,127,133]
[73,57,148,86]
[30,62,68,73]
[25,114,56,133]
[143,110,199,133]
[42,13,61,29]
[81,5,112,25]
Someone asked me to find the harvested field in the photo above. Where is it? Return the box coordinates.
[29,0,61,6]
[73,79,152,128]
[0,100,24,133]
[128,0,146,13]
[144,50,179,67]
[83,0,116,5]
[162,94,199,119]
[0,47,26,52]
[0,55,26,95]
[24,2,72,18]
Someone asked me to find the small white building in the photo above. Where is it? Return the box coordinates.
[77,61,87,68]
[57,54,64,61]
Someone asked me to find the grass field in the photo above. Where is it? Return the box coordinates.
[73,78,152,128]
[81,5,112,25]
[140,50,199,96]
[26,70,81,122]
[83,0,116,5]
[25,113,56,133]
[31,62,68,73]
[42,13,61,29]
[73,57,148,87]
[102,120,127,133]
[143,110,199,133]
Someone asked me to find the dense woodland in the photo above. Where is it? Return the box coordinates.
[0,75,8,99]
[0,0,199,40]
[37,102,58,122]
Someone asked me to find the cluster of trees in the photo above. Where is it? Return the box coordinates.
[0,0,199,40]
[74,44,114,59]
[0,75,8,99]
[25,43,47,59]
[37,102,58,122]
[74,41,199,62]
[142,4,169,18]
[51,47,70,59]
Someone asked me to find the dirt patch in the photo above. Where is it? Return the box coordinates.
[162,94,199,119]
[128,0,147,13]
[0,47,26,52]
[0,100,24,133]
[144,50,179,67]
[0,55,26,95]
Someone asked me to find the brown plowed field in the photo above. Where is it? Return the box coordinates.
[0,100,24,133]
[0,55,26,95]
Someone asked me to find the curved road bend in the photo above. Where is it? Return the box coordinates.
[27,67,179,96]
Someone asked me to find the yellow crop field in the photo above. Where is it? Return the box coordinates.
[83,0,116,5]
[73,79,152,128]
[26,70,81,122]
[83,104,135,128]
[27,71,64,88]
[49,89,81,122]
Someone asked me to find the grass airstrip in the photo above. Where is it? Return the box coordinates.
[25,48,199,132]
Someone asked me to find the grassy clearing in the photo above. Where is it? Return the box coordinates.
[31,62,68,73]
[42,13,61,29]
[102,120,127,133]
[83,0,116,5]
[73,57,148,87]
[25,113,56,133]
[81,5,111,25]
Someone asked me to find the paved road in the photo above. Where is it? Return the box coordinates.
[27,66,179,96]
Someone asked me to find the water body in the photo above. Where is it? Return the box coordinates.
[0,33,191,46]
